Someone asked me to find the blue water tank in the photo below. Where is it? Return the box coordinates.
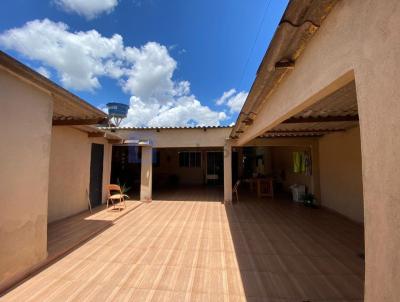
[106,102,129,118]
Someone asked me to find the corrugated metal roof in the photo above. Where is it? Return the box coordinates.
[293,81,358,119]
[0,51,107,125]
[260,81,359,138]
[231,0,340,139]
[98,125,233,130]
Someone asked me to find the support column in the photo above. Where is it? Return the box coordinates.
[140,146,152,202]
[223,141,232,204]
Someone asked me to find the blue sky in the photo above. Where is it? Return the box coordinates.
[0,0,288,126]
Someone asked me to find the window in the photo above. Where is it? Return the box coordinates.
[179,151,201,168]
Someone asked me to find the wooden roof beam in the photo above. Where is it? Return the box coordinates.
[282,115,359,124]
[266,129,346,134]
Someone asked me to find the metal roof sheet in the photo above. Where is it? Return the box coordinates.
[98,125,233,130]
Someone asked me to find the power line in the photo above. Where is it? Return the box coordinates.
[237,0,272,90]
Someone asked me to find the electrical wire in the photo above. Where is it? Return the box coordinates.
[237,0,272,90]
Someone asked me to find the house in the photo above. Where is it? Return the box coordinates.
[0,0,399,300]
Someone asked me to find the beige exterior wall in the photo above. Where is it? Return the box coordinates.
[48,127,111,223]
[235,1,400,299]
[0,69,52,288]
[319,127,364,223]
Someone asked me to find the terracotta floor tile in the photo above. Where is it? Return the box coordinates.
[2,190,364,301]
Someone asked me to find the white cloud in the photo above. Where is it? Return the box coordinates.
[36,66,51,78]
[54,0,118,19]
[122,42,177,103]
[0,19,228,127]
[226,91,248,113]
[216,89,248,113]
[121,95,227,127]
[216,88,236,105]
[0,19,124,91]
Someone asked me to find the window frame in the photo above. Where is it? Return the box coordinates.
[178,151,202,168]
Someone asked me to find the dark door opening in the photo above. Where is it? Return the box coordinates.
[206,151,223,185]
[89,143,104,207]
[232,151,238,185]
[110,146,142,197]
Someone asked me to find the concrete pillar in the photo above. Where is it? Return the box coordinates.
[102,143,113,204]
[223,141,232,204]
[140,146,152,202]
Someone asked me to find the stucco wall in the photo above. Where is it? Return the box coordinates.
[0,69,52,288]
[48,127,111,223]
[114,128,231,148]
[235,1,400,299]
[319,127,364,223]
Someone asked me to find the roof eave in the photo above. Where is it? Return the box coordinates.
[230,0,339,139]
[0,51,107,123]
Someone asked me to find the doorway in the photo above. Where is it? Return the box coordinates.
[89,143,104,207]
[206,151,223,185]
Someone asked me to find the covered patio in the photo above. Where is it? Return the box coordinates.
[3,192,364,301]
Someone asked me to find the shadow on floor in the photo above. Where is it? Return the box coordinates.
[153,185,223,202]
[225,188,365,300]
[1,201,143,296]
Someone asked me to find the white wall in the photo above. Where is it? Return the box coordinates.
[319,127,364,223]
[0,69,52,288]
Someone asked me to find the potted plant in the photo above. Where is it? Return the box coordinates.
[117,179,131,197]
[302,193,316,207]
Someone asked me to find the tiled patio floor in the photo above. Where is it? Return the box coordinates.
[48,200,143,260]
[2,191,364,301]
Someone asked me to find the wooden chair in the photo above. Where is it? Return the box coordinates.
[257,178,274,198]
[233,180,241,203]
[106,184,128,210]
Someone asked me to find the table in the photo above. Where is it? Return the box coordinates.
[248,178,274,198]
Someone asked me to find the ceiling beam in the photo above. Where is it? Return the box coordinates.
[260,134,323,138]
[275,59,295,70]
[52,117,107,126]
[282,115,359,124]
[242,117,254,125]
[266,129,346,134]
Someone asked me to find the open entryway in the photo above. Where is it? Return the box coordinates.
[109,145,142,200]
[206,151,223,185]
[152,148,224,201]
[232,79,365,299]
